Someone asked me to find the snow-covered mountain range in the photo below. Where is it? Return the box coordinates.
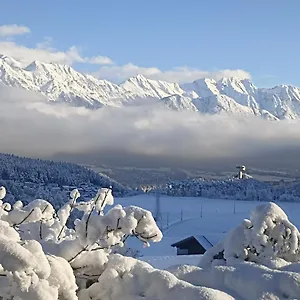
[1,54,300,120]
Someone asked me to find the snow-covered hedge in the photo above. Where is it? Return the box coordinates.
[1,185,300,299]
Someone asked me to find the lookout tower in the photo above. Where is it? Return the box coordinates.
[236,165,246,179]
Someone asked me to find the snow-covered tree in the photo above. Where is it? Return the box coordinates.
[200,202,300,268]
[0,186,163,299]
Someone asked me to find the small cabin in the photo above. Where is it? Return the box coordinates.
[171,234,221,255]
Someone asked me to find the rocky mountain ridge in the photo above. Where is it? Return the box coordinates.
[1,54,300,120]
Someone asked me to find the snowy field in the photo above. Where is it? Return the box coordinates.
[115,194,300,263]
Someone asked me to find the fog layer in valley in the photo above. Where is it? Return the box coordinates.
[1,85,300,171]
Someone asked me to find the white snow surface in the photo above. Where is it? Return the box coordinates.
[1,55,300,119]
[1,186,300,299]
[114,194,300,257]
[78,254,233,300]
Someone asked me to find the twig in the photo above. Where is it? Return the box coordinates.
[97,189,110,215]
[68,245,89,263]
[13,209,35,227]
[39,205,49,240]
[91,241,121,252]
[57,196,78,241]
[116,218,121,229]
[139,233,158,240]
[85,209,94,239]
[57,221,67,241]
[77,273,102,279]
[122,234,130,244]
[85,189,110,238]
[134,232,158,242]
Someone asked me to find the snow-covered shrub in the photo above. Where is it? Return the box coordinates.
[166,202,300,299]
[3,185,300,300]
[0,219,77,300]
[200,202,300,268]
[0,186,163,299]
[78,254,234,300]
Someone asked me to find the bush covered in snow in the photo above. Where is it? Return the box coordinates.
[0,186,164,299]
[200,202,300,267]
[1,185,300,300]
[167,202,300,299]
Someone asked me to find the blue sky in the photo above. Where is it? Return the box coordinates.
[0,0,299,87]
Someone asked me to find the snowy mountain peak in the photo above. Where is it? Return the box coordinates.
[192,77,217,86]
[181,77,219,98]
[24,60,44,71]
[129,74,148,82]
[121,74,184,99]
[24,60,73,74]
[0,54,23,69]
[1,55,300,120]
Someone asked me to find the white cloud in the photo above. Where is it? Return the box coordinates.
[87,55,114,65]
[0,26,249,83]
[0,24,31,36]
[0,40,114,67]
[0,41,85,66]
[94,63,251,83]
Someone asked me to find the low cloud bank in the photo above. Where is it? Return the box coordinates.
[1,86,300,170]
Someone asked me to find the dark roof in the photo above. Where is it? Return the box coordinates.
[171,233,223,250]
[171,236,196,248]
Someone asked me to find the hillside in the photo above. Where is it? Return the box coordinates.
[0,153,129,207]
[152,177,300,203]
[1,54,300,119]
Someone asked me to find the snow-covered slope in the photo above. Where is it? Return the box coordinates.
[180,77,300,119]
[121,74,184,99]
[0,54,23,69]
[1,54,300,119]
[161,94,198,112]
[0,56,183,108]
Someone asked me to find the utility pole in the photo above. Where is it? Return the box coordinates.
[154,189,163,229]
